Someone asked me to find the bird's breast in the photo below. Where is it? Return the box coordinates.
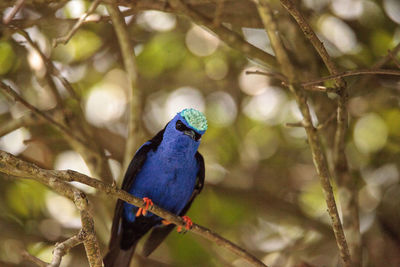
[128,151,198,216]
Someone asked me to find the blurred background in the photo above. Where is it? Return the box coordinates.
[0,0,400,266]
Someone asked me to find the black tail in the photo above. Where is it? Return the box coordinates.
[103,242,137,267]
[104,215,157,267]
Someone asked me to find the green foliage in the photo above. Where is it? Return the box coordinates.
[5,180,47,219]
[0,41,16,75]
[137,33,187,77]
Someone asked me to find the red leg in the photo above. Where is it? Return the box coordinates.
[177,216,193,233]
[136,197,154,217]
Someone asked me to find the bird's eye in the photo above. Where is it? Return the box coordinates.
[176,120,186,131]
[194,132,201,141]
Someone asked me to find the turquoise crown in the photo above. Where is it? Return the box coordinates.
[179,108,208,132]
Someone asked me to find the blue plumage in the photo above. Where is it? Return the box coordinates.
[104,109,206,267]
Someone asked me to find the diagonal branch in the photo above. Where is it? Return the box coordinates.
[53,0,102,47]
[0,81,85,145]
[49,232,84,267]
[0,150,268,267]
[277,2,362,264]
[256,1,352,266]
[168,0,278,70]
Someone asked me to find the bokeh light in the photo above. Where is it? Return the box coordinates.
[85,83,127,127]
[185,25,220,57]
[354,113,388,154]
[165,87,205,120]
[331,0,364,20]
[383,0,400,24]
[205,57,229,80]
[319,15,358,54]
[206,91,237,127]
[137,11,177,32]
[46,192,81,228]
[242,87,286,124]
[64,0,86,19]
[0,128,30,155]
[239,66,270,96]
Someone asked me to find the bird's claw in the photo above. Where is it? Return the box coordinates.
[136,197,153,217]
[177,216,193,233]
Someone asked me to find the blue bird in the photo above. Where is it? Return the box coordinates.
[104,108,207,267]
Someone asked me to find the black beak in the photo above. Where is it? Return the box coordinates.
[183,129,196,140]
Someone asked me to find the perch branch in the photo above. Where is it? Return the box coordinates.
[256,1,352,266]
[0,150,267,267]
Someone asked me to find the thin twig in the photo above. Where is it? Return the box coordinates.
[279,0,344,87]
[21,251,47,267]
[278,0,358,265]
[0,82,85,145]
[168,0,278,70]
[256,1,352,266]
[213,0,224,27]
[17,28,114,183]
[316,113,336,131]
[301,69,400,87]
[49,232,84,267]
[15,28,64,106]
[373,42,400,69]
[388,49,400,69]
[285,122,304,128]
[53,0,102,47]
[106,1,142,180]
[2,0,25,24]
[0,150,268,267]
[0,112,41,138]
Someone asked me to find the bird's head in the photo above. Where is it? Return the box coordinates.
[162,108,207,153]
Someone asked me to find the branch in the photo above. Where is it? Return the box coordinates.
[2,0,25,24]
[279,0,345,87]
[53,0,102,47]
[277,0,359,265]
[7,29,114,183]
[301,69,400,87]
[49,232,84,267]
[255,1,352,266]
[21,251,47,267]
[0,112,41,138]
[0,150,268,267]
[106,2,142,179]
[0,81,84,145]
[0,151,102,267]
[168,0,279,70]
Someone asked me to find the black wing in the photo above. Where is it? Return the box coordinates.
[141,151,205,257]
[108,128,165,251]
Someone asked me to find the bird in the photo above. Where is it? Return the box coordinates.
[104,108,207,267]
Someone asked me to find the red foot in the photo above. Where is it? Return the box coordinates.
[177,216,193,233]
[136,197,153,217]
